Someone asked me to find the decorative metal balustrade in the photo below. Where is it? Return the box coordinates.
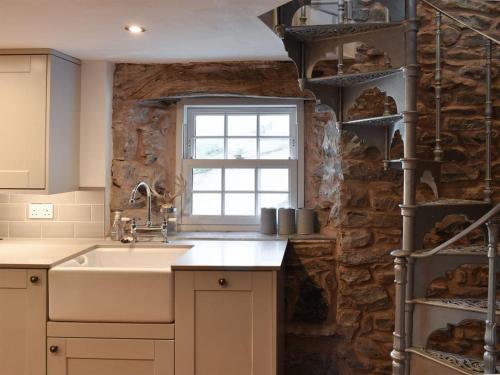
[259,0,498,373]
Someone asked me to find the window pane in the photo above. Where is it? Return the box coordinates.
[193,168,221,191]
[195,138,224,159]
[225,169,255,191]
[260,114,290,136]
[259,169,289,191]
[195,115,224,136]
[228,115,257,136]
[259,139,290,159]
[259,193,289,209]
[228,138,257,159]
[225,193,255,215]
[192,193,221,215]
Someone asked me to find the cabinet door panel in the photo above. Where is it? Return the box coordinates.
[67,359,154,375]
[195,291,253,375]
[0,55,47,188]
[175,271,277,375]
[65,338,154,360]
[47,338,173,375]
[0,269,47,375]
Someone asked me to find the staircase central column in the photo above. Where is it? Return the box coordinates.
[392,0,419,374]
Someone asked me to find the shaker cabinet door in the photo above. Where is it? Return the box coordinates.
[175,270,278,375]
[0,269,47,375]
[0,55,47,189]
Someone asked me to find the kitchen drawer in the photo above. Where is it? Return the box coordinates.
[0,269,27,289]
[47,337,173,375]
[194,271,252,291]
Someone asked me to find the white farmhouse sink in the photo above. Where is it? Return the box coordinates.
[49,245,191,323]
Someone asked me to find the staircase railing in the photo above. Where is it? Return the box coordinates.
[420,0,500,45]
[411,203,500,259]
[392,204,499,374]
[420,0,498,202]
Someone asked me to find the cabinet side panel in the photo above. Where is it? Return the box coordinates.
[252,271,275,375]
[154,340,174,375]
[46,55,80,193]
[79,61,114,188]
[174,271,195,375]
[25,269,47,375]
[276,270,284,375]
[0,55,47,189]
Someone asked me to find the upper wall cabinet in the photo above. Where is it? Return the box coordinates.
[0,50,80,194]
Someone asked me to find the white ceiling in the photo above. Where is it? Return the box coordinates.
[0,0,289,63]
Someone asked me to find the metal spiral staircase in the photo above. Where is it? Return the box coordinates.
[260,0,499,373]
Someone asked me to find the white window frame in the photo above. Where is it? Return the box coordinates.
[176,98,304,231]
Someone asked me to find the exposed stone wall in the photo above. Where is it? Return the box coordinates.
[111,1,499,373]
[427,320,500,359]
[111,62,314,221]
[427,263,500,298]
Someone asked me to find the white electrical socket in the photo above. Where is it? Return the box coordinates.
[28,203,54,219]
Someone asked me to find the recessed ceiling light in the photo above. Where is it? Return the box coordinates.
[125,25,146,34]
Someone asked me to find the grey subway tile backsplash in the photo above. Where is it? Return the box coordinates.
[41,222,75,238]
[0,190,105,239]
[0,204,26,221]
[91,205,105,222]
[76,190,105,204]
[9,191,76,204]
[9,222,42,238]
[0,222,8,237]
[57,205,92,222]
[75,223,104,238]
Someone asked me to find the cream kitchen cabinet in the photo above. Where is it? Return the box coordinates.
[0,268,47,375]
[0,50,80,193]
[47,338,174,375]
[175,270,283,375]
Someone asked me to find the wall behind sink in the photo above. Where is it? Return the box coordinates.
[0,190,104,238]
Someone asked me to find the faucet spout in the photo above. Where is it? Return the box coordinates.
[129,181,153,227]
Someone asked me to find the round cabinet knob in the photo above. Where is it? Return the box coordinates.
[30,276,39,283]
[218,278,227,287]
[49,346,58,353]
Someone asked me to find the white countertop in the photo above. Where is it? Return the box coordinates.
[0,238,288,270]
[0,239,101,269]
[171,240,287,270]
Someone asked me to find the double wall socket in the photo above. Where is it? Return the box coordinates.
[28,203,54,219]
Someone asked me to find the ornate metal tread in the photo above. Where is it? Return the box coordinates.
[307,68,403,87]
[410,298,500,315]
[341,114,403,128]
[418,199,490,207]
[408,347,500,374]
[283,22,403,42]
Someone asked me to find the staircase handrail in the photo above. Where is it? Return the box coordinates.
[411,202,500,258]
[420,0,500,45]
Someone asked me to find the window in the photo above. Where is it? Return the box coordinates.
[179,101,303,229]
